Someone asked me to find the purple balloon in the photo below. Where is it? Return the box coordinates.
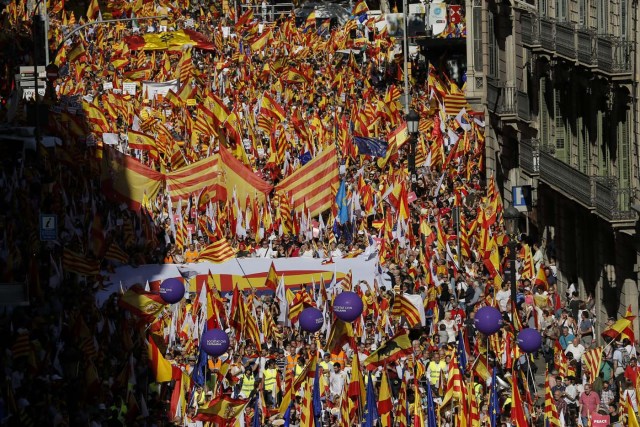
[517,328,542,354]
[299,307,324,332]
[201,328,230,357]
[474,306,503,335]
[159,278,185,304]
[333,291,363,322]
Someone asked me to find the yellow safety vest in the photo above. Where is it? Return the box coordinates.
[428,360,446,385]
[294,364,304,377]
[264,369,277,393]
[240,374,255,396]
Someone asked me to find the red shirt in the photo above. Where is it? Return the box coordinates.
[450,308,466,328]
[624,364,640,385]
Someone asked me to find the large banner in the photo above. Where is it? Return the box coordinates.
[96,255,380,306]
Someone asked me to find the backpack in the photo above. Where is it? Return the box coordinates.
[619,347,631,368]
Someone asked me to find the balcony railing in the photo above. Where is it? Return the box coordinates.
[593,177,638,222]
[521,13,540,47]
[487,81,530,122]
[539,145,594,209]
[555,22,576,59]
[613,40,633,73]
[577,29,596,66]
[519,139,638,224]
[596,36,615,72]
[539,18,555,52]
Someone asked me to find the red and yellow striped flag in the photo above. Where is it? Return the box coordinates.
[198,237,236,263]
[275,145,339,216]
[378,370,393,427]
[391,293,422,327]
[544,371,562,426]
[86,0,100,20]
[260,91,286,122]
[582,347,603,383]
[62,249,101,276]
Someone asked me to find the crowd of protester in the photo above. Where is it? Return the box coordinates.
[0,1,637,426]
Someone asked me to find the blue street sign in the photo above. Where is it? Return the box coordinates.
[512,186,532,212]
[40,214,58,241]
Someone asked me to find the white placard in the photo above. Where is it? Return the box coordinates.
[123,82,137,95]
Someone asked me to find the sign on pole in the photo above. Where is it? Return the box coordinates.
[511,185,532,212]
[40,214,58,241]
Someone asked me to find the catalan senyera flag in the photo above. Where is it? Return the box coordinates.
[119,284,168,321]
[194,396,250,423]
[219,144,273,206]
[544,371,562,427]
[104,242,129,264]
[441,351,463,407]
[147,336,174,382]
[391,293,422,327]
[275,145,339,216]
[62,249,101,276]
[198,237,236,263]
[166,156,220,201]
[582,347,603,383]
[364,331,412,369]
[260,91,286,122]
[124,29,215,51]
[101,148,164,211]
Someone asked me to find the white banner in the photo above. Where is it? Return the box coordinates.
[141,79,179,100]
[96,255,381,307]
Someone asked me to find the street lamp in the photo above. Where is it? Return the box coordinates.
[406,109,419,177]
[503,205,521,324]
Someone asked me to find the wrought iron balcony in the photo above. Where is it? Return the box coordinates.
[521,13,540,48]
[592,177,638,223]
[555,22,576,60]
[538,145,594,210]
[576,29,596,66]
[596,36,614,72]
[487,81,530,122]
[519,139,540,176]
[595,37,633,78]
[539,18,555,52]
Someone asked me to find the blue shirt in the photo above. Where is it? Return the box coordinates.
[559,334,575,350]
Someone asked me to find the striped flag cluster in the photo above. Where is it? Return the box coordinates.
[11,331,32,360]
[391,293,422,327]
[198,237,236,263]
[275,145,339,217]
[62,248,101,276]
[104,242,129,264]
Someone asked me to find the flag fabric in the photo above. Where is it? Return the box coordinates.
[441,351,463,407]
[118,284,168,321]
[489,368,500,427]
[627,394,640,427]
[275,145,339,216]
[102,148,164,211]
[264,261,278,292]
[544,371,562,427]
[391,293,422,327]
[124,29,215,51]
[510,370,528,427]
[582,347,603,383]
[363,372,379,426]
[364,331,412,368]
[377,370,393,427]
[62,249,101,276]
[86,0,100,20]
[127,130,158,158]
[197,237,236,263]
[336,179,349,224]
[602,314,636,343]
[194,396,250,423]
[353,136,388,158]
[534,266,549,289]
[352,0,369,15]
[219,144,273,205]
[147,336,174,382]
[425,378,437,427]
[260,92,286,122]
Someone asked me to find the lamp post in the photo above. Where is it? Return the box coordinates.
[503,205,521,324]
[406,109,419,181]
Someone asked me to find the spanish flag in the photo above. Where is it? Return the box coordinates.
[127,130,158,159]
[352,0,369,15]
[86,0,100,21]
[534,265,549,290]
[250,27,272,51]
[147,336,175,383]
[260,91,286,122]
[194,396,250,423]
[124,29,215,51]
[119,284,168,321]
[264,261,278,292]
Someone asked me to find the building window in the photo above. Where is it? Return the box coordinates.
[621,0,629,39]
[473,6,483,70]
[487,13,497,77]
[540,78,551,145]
[554,88,568,163]
[578,0,587,27]
[597,0,609,34]
[556,0,567,22]
[617,108,630,186]
[538,0,547,17]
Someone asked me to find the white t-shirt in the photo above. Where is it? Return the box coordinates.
[496,289,511,312]
[566,343,585,362]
